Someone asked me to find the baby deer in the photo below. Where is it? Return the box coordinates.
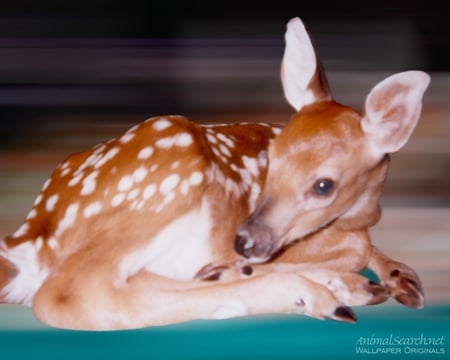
[0,17,428,329]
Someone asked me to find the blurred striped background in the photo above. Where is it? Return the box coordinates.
[0,2,449,358]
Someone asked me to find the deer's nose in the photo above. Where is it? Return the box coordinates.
[233,221,277,263]
[234,232,253,258]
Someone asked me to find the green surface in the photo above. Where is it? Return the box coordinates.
[0,305,448,359]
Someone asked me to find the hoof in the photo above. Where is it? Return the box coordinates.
[327,306,357,323]
[194,263,229,281]
[394,276,425,309]
[366,281,390,305]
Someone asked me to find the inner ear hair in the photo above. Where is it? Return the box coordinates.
[334,156,390,231]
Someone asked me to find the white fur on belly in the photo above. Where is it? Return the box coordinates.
[118,200,213,282]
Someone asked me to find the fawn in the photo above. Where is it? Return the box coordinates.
[0,17,429,330]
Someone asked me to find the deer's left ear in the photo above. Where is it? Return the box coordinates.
[281,17,331,111]
[362,71,430,156]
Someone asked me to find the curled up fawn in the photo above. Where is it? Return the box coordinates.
[0,17,429,330]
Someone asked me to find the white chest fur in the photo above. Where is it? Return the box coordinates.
[118,201,213,282]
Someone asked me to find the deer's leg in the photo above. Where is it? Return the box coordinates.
[197,261,389,307]
[197,225,389,307]
[32,252,361,330]
[368,246,424,309]
[285,267,389,306]
[264,224,423,308]
[271,226,373,272]
[269,226,389,305]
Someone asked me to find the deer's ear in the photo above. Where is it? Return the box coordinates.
[362,71,430,156]
[281,17,331,111]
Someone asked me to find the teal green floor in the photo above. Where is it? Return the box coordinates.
[0,305,448,359]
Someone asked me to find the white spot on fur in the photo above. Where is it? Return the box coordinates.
[225,178,242,199]
[82,152,102,170]
[257,150,268,168]
[55,203,79,237]
[155,137,175,149]
[206,133,217,144]
[152,118,172,131]
[127,188,140,201]
[26,209,37,220]
[95,147,120,169]
[93,143,107,153]
[132,200,145,211]
[126,123,140,134]
[46,194,59,212]
[242,156,259,177]
[0,241,49,305]
[118,175,134,192]
[211,147,221,157]
[137,146,154,160]
[81,170,99,196]
[132,167,147,183]
[189,171,204,186]
[68,172,83,187]
[60,161,70,171]
[143,184,156,200]
[180,179,190,195]
[175,133,193,147]
[230,163,240,174]
[42,178,51,191]
[155,133,193,149]
[35,236,43,250]
[160,174,180,195]
[212,147,228,164]
[83,201,102,218]
[219,144,232,157]
[237,167,252,190]
[117,201,213,282]
[48,237,59,250]
[34,194,43,206]
[11,223,29,239]
[164,192,176,204]
[216,133,235,148]
[112,193,126,207]
[272,127,282,136]
[120,132,135,144]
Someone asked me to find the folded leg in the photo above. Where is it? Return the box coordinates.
[32,252,360,330]
[368,246,424,308]
[196,261,389,307]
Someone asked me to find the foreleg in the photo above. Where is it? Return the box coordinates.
[368,246,424,308]
[32,261,355,330]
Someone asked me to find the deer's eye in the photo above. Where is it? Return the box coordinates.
[312,178,334,196]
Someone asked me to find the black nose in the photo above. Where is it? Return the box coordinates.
[234,233,250,258]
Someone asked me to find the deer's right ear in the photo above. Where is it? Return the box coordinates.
[362,71,430,157]
[281,17,331,111]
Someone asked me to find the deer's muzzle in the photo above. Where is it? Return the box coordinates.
[234,218,278,263]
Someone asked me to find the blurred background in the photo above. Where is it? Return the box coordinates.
[0,0,449,339]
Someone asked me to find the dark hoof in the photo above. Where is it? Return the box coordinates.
[328,306,357,323]
[394,277,425,309]
[366,281,390,305]
[194,263,229,281]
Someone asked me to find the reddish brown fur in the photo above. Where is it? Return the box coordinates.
[2,117,277,274]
